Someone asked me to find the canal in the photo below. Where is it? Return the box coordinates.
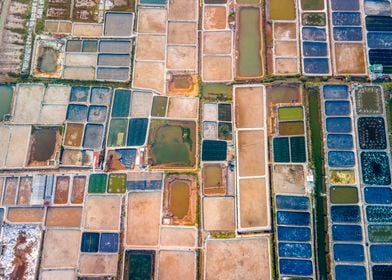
[307,87,327,280]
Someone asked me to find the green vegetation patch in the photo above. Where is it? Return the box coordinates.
[202,83,232,100]
[330,186,358,204]
[108,173,127,193]
[278,106,304,121]
[368,225,392,242]
[88,173,107,193]
[302,13,326,26]
[151,96,167,117]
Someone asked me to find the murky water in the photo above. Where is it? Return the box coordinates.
[0,85,13,121]
[238,7,262,78]
[38,48,57,73]
[170,180,189,219]
[270,0,296,20]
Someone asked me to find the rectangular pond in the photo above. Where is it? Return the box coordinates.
[237,7,263,78]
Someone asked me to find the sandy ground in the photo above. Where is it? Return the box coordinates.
[72,23,103,37]
[168,22,197,45]
[13,84,45,124]
[40,270,76,280]
[133,61,165,93]
[17,177,32,205]
[235,86,265,128]
[71,176,86,204]
[202,56,233,81]
[5,125,31,168]
[203,31,232,55]
[44,85,70,104]
[38,104,68,124]
[205,237,271,280]
[84,195,121,231]
[167,97,198,119]
[54,176,70,204]
[126,191,161,246]
[273,164,305,194]
[46,207,82,227]
[335,43,366,74]
[1,225,42,280]
[274,22,296,40]
[203,6,226,30]
[136,34,166,61]
[0,126,10,167]
[274,58,299,75]
[158,251,196,280]
[7,207,45,223]
[275,41,297,56]
[131,91,153,117]
[238,178,269,229]
[64,123,84,147]
[238,130,266,177]
[63,67,95,80]
[3,177,18,205]
[203,103,218,122]
[41,229,80,269]
[79,254,118,275]
[65,53,97,67]
[169,0,197,21]
[167,46,197,71]
[203,197,235,231]
[160,227,197,248]
[0,177,4,205]
[45,21,59,33]
[203,121,218,139]
[167,75,199,97]
[138,8,167,34]
[59,22,72,33]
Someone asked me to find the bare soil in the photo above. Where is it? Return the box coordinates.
[45,207,82,227]
[3,177,18,205]
[126,191,161,246]
[202,56,233,81]
[54,176,70,204]
[136,34,166,61]
[7,207,45,223]
[84,195,121,230]
[275,41,297,56]
[158,251,196,280]
[234,86,265,128]
[167,46,197,71]
[238,178,269,229]
[205,238,271,280]
[160,227,197,248]
[133,61,165,93]
[17,177,32,205]
[79,254,118,275]
[203,6,226,30]
[238,130,266,177]
[137,8,167,33]
[273,164,305,194]
[167,97,198,119]
[168,22,197,45]
[274,58,299,75]
[72,23,103,37]
[169,0,197,21]
[41,229,80,268]
[335,43,366,74]
[71,175,86,204]
[274,22,296,40]
[203,197,235,231]
[203,31,232,55]
[64,123,84,147]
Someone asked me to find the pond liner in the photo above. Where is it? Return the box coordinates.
[332,225,363,241]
